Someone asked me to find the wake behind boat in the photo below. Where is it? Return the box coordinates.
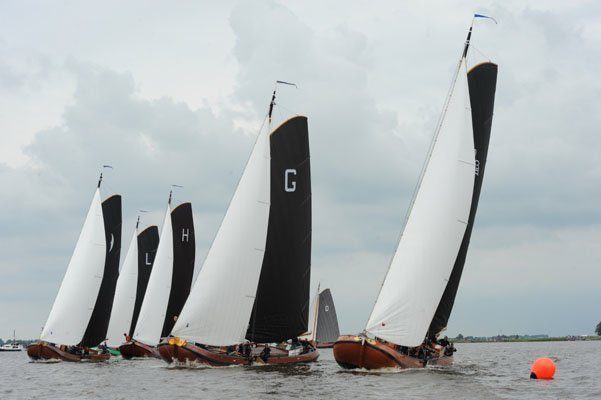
[159,85,318,366]
[334,18,498,370]
[119,192,195,359]
[28,171,122,362]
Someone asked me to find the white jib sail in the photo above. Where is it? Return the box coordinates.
[366,58,475,347]
[133,205,173,346]
[40,189,107,345]
[105,228,138,347]
[172,124,271,346]
[300,286,319,341]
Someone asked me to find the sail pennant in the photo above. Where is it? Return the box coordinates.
[474,13,498,24]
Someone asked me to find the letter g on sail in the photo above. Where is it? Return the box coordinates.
[284,169,297,192]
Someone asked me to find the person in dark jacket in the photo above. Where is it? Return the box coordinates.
[259,346,271,362]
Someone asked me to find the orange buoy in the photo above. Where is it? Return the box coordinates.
[530,357,556,379]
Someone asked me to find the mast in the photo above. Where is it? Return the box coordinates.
[426,18,497,338]
[365,25,476,347]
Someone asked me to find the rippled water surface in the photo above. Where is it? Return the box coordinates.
[2,341,600,399]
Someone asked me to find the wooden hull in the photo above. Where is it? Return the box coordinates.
[333,335,453,370]
[316,342,335,349]
[119,340,160,359]
[158,340,319,367]
[27,342,110,362]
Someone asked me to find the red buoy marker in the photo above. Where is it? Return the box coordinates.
[530,357,556,379]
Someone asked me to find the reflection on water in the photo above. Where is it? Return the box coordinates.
[3,341,600,399]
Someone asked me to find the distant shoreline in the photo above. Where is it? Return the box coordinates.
[454,336,601,343]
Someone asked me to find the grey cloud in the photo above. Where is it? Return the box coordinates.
[1,1,600,338]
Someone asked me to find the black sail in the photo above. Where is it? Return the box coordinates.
[246,116,312,343]
[161,203,195,338]
[427,62,498,338]
[80,195,122,347]
[128,225,159,337]
[315,289,340,344]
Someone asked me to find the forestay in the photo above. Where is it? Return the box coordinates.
[41,189,107,345]
[106,229,138,348]
[133,205,174,346]
[172,124,271,346]
[366,58,475,347]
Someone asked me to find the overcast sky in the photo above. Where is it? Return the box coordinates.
[1,0,600,340]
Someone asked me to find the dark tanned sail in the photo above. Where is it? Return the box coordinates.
[80,195,122,347]
[246,116,312,343]
[128,225,159,337]
[427,62,498,338]
[315,289,340,344]
[161,203,195,338]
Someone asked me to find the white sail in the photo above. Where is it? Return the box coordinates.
[171,124,271,346]
[133,205,173,346]
[366,58,475,347]
[105,228,138,347]
[41,189,107,345]
[302,286,320,341]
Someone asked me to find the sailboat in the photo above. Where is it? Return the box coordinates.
[158,84,317,366]
[0,331,23,352]
[119,192,195,359]
[333,20,498,370]
[104,216,159,355]
[308,287,341,349]
[27,173,122,362]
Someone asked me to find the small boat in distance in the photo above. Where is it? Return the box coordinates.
[311,288,341,349]
[119,192,195,359]
[28,172,122,362]
[0,331,23,352]
[104,215,160,354]
[158,84,318,366]
[333,18,498,370]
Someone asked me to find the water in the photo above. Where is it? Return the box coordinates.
[2,341,600,399]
